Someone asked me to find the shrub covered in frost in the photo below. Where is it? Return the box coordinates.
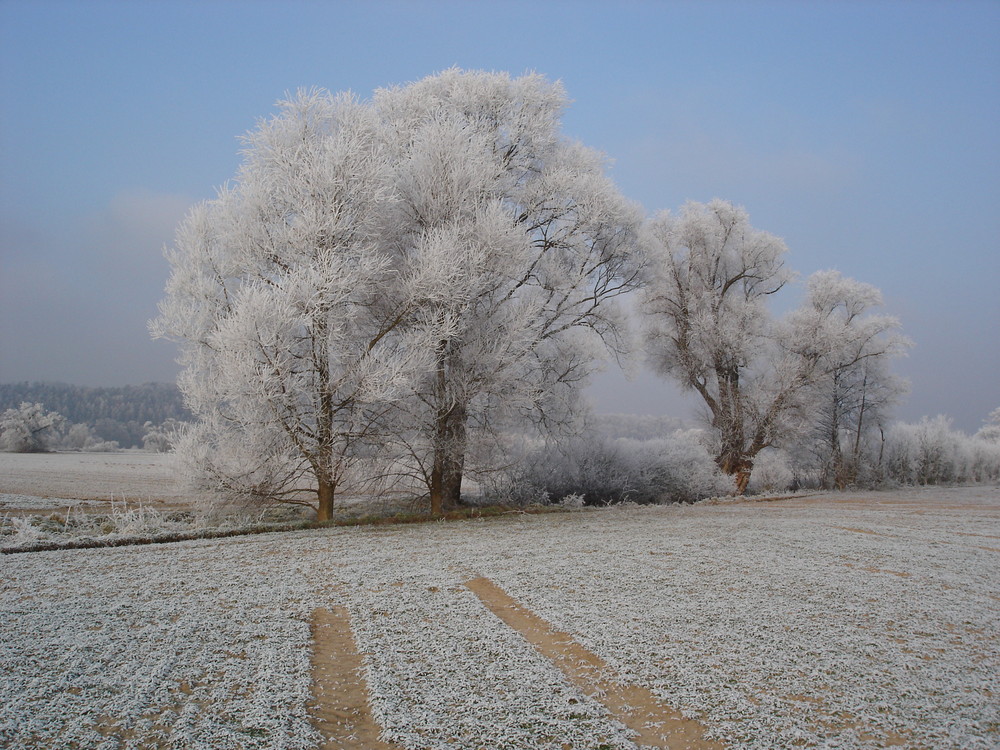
[3,516,46,548]
[746,448,795,494]
[786,408,1000,490]
[0,501,308,552]
[483,430,731,506]
[0,402,65,453]
[141,418,184,452]
[881,415,1000,486]
[57,422,119,452]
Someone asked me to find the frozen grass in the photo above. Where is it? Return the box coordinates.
[0,500,557,553]
[0,493,106,511]
[1,487,998,748]
[0,500,309,553]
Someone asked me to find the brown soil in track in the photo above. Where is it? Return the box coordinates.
[832,525,895,537]
[309,606,401,750]
[465,577,725,750]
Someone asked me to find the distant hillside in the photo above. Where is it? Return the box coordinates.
[0,382,189,447]
[0,382,189,424]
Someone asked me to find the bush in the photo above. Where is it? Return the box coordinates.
[747,449,795,494]
[0,403,65,452]
[57,422,119,452]
[483,430,730,506]
[881,416,1000,486]
[142,418,184,452]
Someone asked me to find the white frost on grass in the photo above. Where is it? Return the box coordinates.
[1,535,324,749]
[0,501,309,552]
[0,493,105,510]
[475,499,1000,748]
[330,529,635,749]
[0,451,188,504]
[1,488,998,748]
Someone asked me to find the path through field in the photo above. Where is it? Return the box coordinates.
[2,484,998,748]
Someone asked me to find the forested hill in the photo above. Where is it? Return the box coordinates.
[0,382,189,426]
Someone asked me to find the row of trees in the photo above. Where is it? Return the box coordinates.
[0,382,188,448]
[152,69,914,519]
[879,412,1000,486]
[0,401,179,453]
[747,410,1000,493]
[490,409,1000,506]
[0,382,188,426]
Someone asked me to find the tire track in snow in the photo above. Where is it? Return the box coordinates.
[310,606,401,750]
[465,576,725,750]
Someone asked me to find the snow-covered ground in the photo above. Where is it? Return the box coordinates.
[2,486,998,749]
[0,451,190,506]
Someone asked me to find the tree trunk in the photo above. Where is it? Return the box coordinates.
[317,475,336,522]
[716,421,748,491]
[714,365,750,494]
[429,401,467,515]
[846,370,869,487]
[830,413,845,490]
[717,450,754,495]
[719,452,753,495]
[312,311,338,524]
[734,463,752,495]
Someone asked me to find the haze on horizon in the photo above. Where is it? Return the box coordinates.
[1,0,997,433]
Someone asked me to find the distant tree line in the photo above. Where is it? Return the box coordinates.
[0,382,189,449]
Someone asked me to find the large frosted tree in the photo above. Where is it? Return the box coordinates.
[641,200,906,493]
[153,71,643,517]
[151,91,452,520]
[374,70,644,513]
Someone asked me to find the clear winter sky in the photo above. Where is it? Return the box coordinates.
[1,0,997,432]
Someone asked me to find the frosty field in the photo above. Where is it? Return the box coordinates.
[0,451,197,511]
[1,453,998,749]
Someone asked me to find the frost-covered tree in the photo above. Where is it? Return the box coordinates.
[374,70,643,513]
[975,407,1000,444]
[790,271,909,488]
[641,200,790,492]
[641,201,906,493]
[0,402,65,453]
[794,354,905,488]
[152,90,445,520]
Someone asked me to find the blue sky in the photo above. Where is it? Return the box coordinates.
[1,0,997,431]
